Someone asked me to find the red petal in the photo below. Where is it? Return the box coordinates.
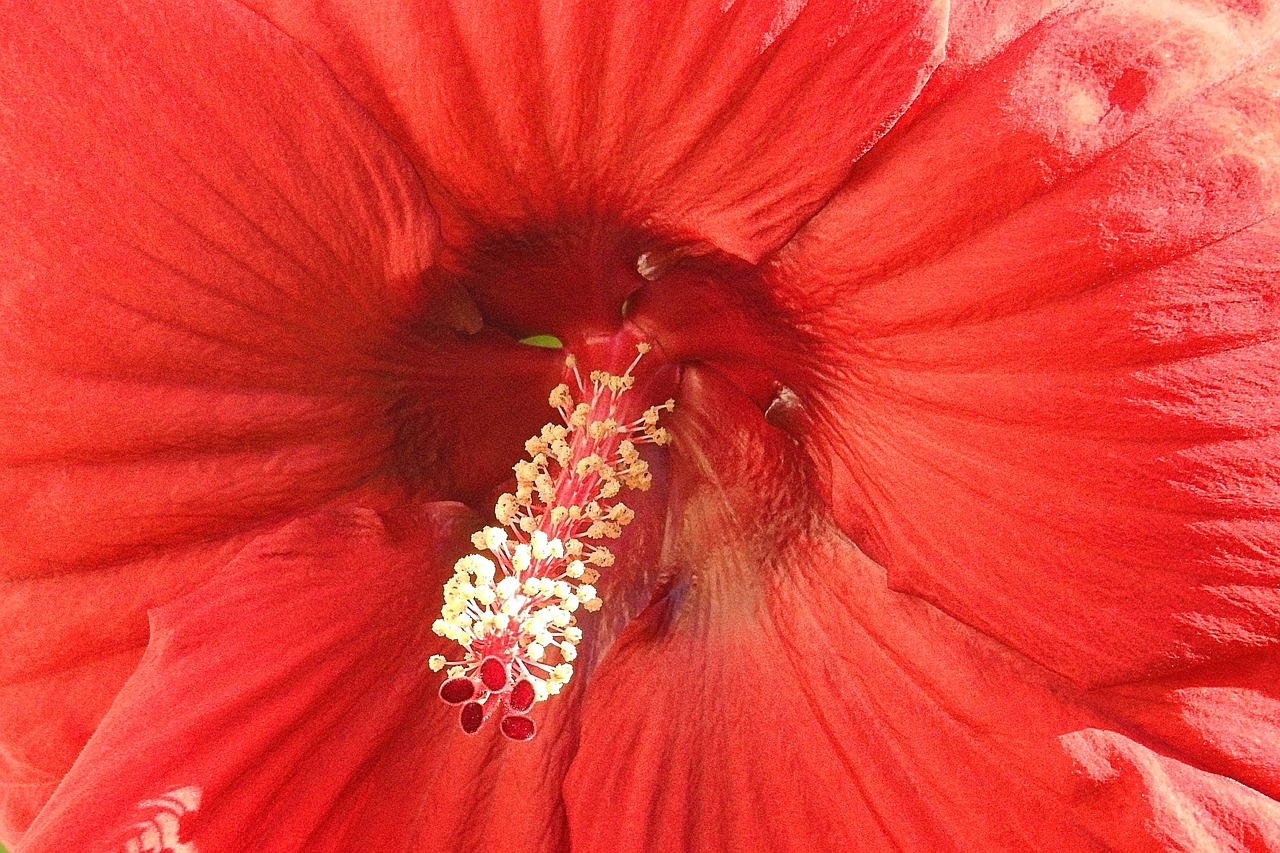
[0,0,447,578]
[0,0,560,834]
[16,497,479,853]
[242,0,946,263]
[771,2,1280,686]
[0,538,251,843]
[0,648,140,842]
[1090,652,1280,807]
[1061,728,1280,849]
[564,367,1280,850]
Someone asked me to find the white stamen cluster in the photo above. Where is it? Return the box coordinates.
[431,344,673,725]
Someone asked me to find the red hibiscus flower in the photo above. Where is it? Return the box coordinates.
[3,0,1279,850]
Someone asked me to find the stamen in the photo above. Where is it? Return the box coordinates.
[431,343,673,740]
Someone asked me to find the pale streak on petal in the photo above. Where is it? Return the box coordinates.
[120,786,201,853]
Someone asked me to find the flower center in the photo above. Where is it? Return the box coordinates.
[429,342,673,741]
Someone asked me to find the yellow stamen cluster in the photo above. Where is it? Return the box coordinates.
[431,344,674,718]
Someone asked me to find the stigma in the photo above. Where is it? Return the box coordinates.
[430,342,673,741]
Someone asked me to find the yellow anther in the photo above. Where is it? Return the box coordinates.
[549,383,573,409]
[587,547,615,567]
[588,418,619,439]
[495,493,517,525]
[511,545,532,575]
[552,440,572,466]
[585,520,622,539]
[535,473,555,503]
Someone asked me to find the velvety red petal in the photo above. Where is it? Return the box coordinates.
[1090,652,1280,808]
[0,0,449,578]
[15,491,653,852]
[563,368,1280,851]
[770,1,1280,685]
[0,0,458,837]
[0,540,251,844]
[15,497,479,853]
[241,0,946,263]
[0,649,141,843]
[1062,728,1280,850]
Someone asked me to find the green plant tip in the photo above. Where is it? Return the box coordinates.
[519,334,563,349]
